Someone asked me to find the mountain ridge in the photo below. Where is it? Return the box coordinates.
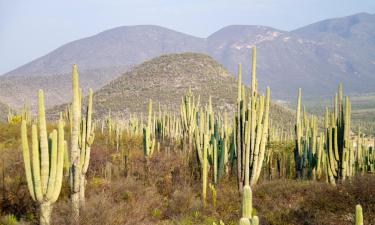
[1,12,375,110]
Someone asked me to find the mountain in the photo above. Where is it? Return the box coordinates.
[0,101,9,122]
[2,13,375,109]
[85,53,294,127]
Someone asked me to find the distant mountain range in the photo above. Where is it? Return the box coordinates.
[1,12,375,110]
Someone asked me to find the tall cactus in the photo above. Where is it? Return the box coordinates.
[143,99,155,158]
[236,46,270,189]
[21,90,65,225]
[326,83,351,185]
[78,88,95,206]
[70,64,81,220]
[69,64,95,219]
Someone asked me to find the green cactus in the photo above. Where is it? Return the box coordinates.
[143,99,155,158]
[78,88,95,206]
[239,184,259,225]
[326,83,352,185]
[355,204,363,225]
[21,90,65,225]
[236,46,270,189]
[68,64,95,219]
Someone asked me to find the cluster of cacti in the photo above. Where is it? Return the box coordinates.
[294,89,324,180]
[7,107,22,124]
[236,46,270,189]
[181,87,199,152]
[21,90,65,225]
[325,83,354,185]
[356,130,375,173]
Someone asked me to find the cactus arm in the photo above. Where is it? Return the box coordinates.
[38,90,50,195]
[46,130,58,200]
[21,120,36,201]
[51,118,65,203]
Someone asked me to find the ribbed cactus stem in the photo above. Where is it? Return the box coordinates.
[71,64,81,221]
[241,185,252,218]
[355,204,363,225]
[202,133,209,208]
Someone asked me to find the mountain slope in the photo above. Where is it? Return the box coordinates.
[90,53,294,128]
[0,101,9,122]
[4,25,205,77]
[2,13,375,109]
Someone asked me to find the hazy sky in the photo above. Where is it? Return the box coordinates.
[1,0,375,74]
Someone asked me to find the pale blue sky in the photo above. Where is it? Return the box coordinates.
[1,0,375,74]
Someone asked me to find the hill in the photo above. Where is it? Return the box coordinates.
[2,13,375,109]
[0,101,9,122]
[91,53,294,127]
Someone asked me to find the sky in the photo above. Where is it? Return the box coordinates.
[1,0,375,74]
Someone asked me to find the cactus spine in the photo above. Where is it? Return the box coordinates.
[21,90,65,225]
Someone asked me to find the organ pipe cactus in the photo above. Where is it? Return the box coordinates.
[143,99,155,158]
[181,88,199,152]
[355,204,363,225]
[78,88,95,206]
[239,185,259,225]
[294,89,322,180]
[236,46,270,189]
[326,83,352,185]
[69,64,95,219]
[21,90,65,225]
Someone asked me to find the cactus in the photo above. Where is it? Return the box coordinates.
[236,46,270,189]
[143,99,155,158]
[239,184,259,225]
[69,64,95,219]
[21,90,65,225]
[326,83,351,185]
[202,127,209,208]
[294,89,322,180]
[78,88,95,206]
[355,204,363,225]
[209,183,217,208]
[181,88,199,152]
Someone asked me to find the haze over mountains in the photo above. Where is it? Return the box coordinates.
[1,12,375,109]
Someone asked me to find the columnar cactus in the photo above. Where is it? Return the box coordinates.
[69,64,95,219]
[355,204,363,225]
[294,89,322,180]
[70,64,81,220]
[326,83,352,185]
[239,185,259,225]
[21,90,65,225]
[181,88,199,152]
[143,99,155,158]
[236,46,270,189]
[78,88,95,206]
